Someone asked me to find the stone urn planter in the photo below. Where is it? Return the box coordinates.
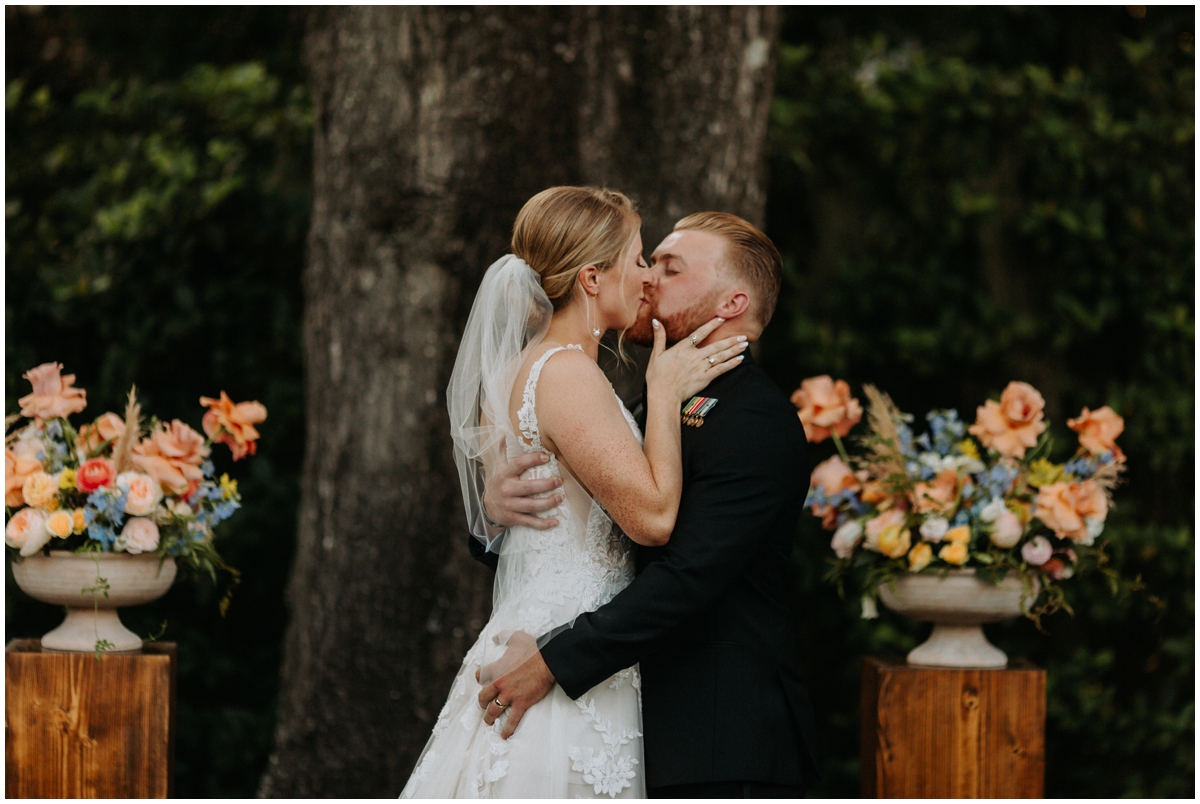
[11,550,176,653]
[878,568,1036,668]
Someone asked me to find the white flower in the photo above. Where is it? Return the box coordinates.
[6,508,51,556]
[918,452,985,476]
[1082,517,1104,546]
[989,510,1023,548]
[1021,536,1053,566]
[919,516,950,543]
[861,595,879,619]
[831,519,864,559]
[979,497,1007,523]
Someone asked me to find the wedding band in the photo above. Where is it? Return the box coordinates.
[689,335,698,346]
[493,698,509,710]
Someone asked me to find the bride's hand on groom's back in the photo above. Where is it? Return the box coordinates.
[645,317,748,403]
[483,439,564,531]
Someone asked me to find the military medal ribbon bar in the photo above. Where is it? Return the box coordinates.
[681,396,718,427]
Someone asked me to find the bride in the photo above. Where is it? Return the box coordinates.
[400,186,747,798]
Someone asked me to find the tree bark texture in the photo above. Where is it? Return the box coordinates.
[260,7,780,797]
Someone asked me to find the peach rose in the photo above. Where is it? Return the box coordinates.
[133,420,210,493]
[811,456,859,494]
[938,541,969,565]
[864,508,907,552]
[1034,481,1107,544]
[116,471,164,517]
[6,507,51,556]
[5,449,43,507]
[968,381,1046,459]
[200,391,267,461]
[1067,406,1125,459]
[76,458,117,493]
[908,542,933,572]
[912,469,962,515]
[21,471,58,509]
[79,412,125,454]
[791,376,863,444]
[115,516,160,555]
[17,362,88,421]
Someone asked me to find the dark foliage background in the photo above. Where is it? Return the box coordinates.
[5,6,1192,797]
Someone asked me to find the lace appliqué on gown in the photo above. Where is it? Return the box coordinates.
[400,345,644,799]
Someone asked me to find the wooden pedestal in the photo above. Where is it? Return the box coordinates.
[5,639,176,799]
[861,656,1045,798]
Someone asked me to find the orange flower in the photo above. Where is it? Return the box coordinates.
[200,392,267,461]
[18,362,88,421]
[1067,406,1125,459]
[132,420,210,493]
[791,376,862,444]
[864,508,907,553]
[76,458,117,493]
[1034,481,1108,544]
[809,456,859,531]
[79,412,125,454]
[968,381,1046,459]
[911,469,962,516]
[5,449,43,507]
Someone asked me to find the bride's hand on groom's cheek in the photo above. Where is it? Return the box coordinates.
[484,439,564,530]
[476,650,557,739]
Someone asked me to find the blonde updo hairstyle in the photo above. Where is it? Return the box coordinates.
[512,186,642,314]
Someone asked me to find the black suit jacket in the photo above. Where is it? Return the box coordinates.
[468,352,817,788]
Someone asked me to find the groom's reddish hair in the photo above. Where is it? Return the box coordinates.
[673,212,783,327]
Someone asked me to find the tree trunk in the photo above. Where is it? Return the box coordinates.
[260,7,780,797]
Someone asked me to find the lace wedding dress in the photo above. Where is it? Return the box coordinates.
[401,345,645,799]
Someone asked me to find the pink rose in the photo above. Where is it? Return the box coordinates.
[1067,406,1125,460]
[132,420,210,494]
[76,458,117,493]
[791,376,863,444]
[17,362,88,421]
[968,381,1047,459]
[116,517,160,555]
[1021,536,1053,566]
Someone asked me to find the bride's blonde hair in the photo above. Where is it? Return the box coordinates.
[512,186,641,312]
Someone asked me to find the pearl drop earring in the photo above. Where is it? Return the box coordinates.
[585,292,602,339]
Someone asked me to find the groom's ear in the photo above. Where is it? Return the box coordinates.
[714,289,750,321]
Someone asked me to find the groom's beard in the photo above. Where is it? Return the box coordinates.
[625,291,721,347]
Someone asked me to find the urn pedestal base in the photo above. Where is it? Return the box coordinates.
[861,657,1045,798]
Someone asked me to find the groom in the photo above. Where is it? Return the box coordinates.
[471,212,818,798]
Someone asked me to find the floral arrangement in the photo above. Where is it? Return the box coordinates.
[793,375,1127,622]
[5,362,265,602]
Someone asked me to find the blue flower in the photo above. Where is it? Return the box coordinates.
[86,522,117,546]
[200,460,215,479]
[927,409,965,456]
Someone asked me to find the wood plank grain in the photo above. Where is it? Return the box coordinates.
[6,639,176,799]
[862,656,1045,798]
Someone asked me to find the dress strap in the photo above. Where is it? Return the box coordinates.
[517,344,583,451]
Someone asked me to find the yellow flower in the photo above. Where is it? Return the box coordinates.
[877,525,912,559]
[945,525,972,544]
[45,510,74,539]
[957,439,980,461]
[908,542,933,572]
[939,542,969,565]
[21,472,58,509]
[58,468,77,490]
[71,509,87,535]
[219,473,238,500]
[1026,458,1064,488]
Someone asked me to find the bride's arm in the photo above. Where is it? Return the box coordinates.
[536,319,747,546]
